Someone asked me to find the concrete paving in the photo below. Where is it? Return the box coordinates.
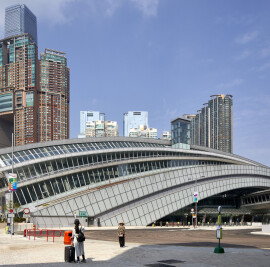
[1,230,270,267]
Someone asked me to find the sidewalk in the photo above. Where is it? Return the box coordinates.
[0,232,270,266]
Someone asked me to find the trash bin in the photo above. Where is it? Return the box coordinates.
[64,231,72,245]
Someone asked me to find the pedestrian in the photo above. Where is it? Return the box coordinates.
[72,219,86,263]
[117,222,126,247]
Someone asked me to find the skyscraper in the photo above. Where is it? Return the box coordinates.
[0,33,38,146]
[79,111,105,138]
[123,111,148,137]
[38,49,70,142]
[5,4,37,44]
[0,4,69,147]
[187,95,233,153]
[208,94,233,153]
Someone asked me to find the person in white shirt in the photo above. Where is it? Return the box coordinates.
[72,219,86,263]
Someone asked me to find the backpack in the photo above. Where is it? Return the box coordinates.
[77,228,85,242]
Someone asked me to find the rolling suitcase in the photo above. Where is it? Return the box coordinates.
[65,246,75,262]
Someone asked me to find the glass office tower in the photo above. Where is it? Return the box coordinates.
[5,4,37,44]
[123,111,148,137]
[171,117,191,149]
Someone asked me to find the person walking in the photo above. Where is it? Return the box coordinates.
[117,222,126,247]
[72,219,86,263]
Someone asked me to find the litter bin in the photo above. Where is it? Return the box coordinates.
[64,231,72,245]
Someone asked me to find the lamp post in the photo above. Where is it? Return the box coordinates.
[195,177,197,227]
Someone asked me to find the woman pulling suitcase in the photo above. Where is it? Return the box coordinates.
[72,219,86,263]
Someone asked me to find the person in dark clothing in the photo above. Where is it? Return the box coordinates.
[117,222,126,247]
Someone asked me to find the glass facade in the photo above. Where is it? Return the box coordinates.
[0,138,264,212]
[0,93,13,112]
[5,4,37,44]
[171,117,191,149]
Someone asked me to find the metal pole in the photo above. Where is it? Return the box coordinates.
[195,176,197,227]
[11,133,14,235]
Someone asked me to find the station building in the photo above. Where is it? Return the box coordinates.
[0,137,269,227]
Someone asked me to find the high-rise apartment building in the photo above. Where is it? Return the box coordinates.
[105,121,119,137]
[128,125,157,139]
[187,95,233,153]
[161,131,171,140]
[5,4,37,44]
[79,111,105,137]
[123,111,148,137]
[208,94,233,153]
[0,4,70,147]
[38,49,69,142]
[84,120,118,138]
[0,33,38,146]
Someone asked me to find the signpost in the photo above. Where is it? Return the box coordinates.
[23,208,30,233]
[214,206,224,253]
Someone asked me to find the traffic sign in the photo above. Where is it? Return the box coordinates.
[8,214,14,218]
[23,214,30,218]
[79,211,87,218]
[192,214,197,218]
[23,208,30,214]
[9,209,13,213]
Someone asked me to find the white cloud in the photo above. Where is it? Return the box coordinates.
[130,0,159,16]
[217,78,244,89]
[251,62,270,72]
[260,47,270,58]
[235,31,259,44]
[0,0,159,35]
[235,50,251,60]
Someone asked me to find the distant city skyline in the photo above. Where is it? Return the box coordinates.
[0,0,269,166]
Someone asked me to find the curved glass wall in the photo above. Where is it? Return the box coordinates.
[13,159,229,206]
[5,150,235,185]
[0,141,167,166]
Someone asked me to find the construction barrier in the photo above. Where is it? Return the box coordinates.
[25,229,62,242]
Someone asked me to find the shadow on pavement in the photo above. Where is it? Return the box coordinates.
[2,243,270,267]
[158,242,257,249]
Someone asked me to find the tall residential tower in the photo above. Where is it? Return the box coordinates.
[39,49,70,142]
[187,95,233,153]
[0,4,69,147]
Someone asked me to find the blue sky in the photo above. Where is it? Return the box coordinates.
[0,0,270,166]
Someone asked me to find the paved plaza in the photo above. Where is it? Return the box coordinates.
[0,225,270,266]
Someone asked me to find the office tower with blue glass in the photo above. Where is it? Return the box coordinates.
[5,4,37,44]
[123,111,148,137]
